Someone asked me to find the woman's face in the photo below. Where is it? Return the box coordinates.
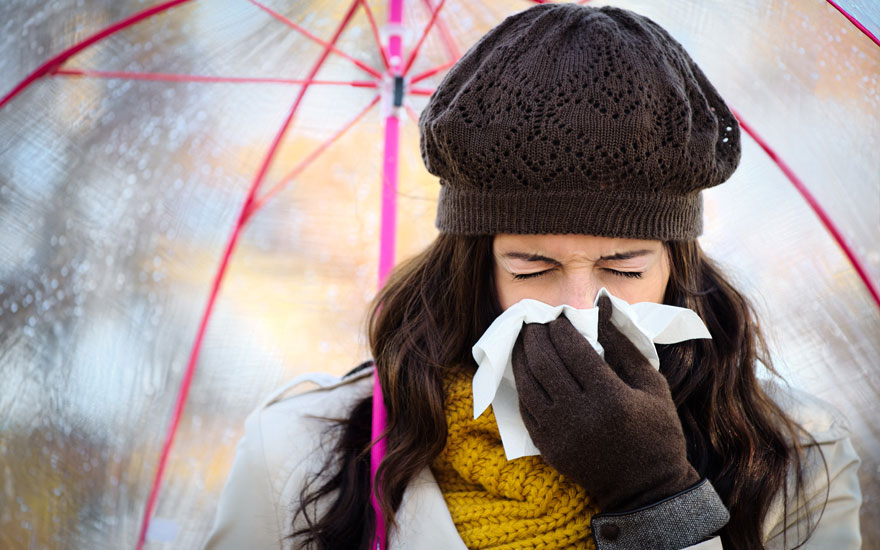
[493,233,671,310]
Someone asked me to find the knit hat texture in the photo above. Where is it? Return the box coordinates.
[418,3,741,240]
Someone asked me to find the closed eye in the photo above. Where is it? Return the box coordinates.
[605,269,643,279]
[512,270,551,280]
[512,269,644,280]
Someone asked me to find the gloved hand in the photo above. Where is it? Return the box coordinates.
[511,294,700,513]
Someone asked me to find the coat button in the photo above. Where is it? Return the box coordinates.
[599,523,621,541]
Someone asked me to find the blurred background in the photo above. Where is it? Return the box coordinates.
[0,0,877,548]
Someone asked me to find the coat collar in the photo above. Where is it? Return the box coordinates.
[393,466,468,550]
[265,367,468,549]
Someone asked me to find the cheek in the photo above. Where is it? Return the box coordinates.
[637,272,668,303]
[494,268,522,310]
[632,263,670,304]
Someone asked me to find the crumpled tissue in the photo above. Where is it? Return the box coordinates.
[471,287,712,460]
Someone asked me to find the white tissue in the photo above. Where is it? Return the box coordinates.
[471,287,712,460]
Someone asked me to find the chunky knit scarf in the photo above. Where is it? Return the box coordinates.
[430,366,598,550]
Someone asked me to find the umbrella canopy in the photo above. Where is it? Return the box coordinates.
[0,0,877,548]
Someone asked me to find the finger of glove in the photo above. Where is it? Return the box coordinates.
[514,321,588,404]
[516,396,541,437]
[596,295,669,395]
[511,327,553,412]
[546,314,629,398]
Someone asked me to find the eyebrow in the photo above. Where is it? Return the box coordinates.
[502,249,654,264]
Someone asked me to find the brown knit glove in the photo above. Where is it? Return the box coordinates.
[511,295,700,513]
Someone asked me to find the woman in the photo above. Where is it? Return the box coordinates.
[206,4,861,549]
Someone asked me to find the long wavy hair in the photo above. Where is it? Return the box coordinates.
[291,233,823,550]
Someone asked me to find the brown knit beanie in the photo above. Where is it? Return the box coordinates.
[418,3,741,240]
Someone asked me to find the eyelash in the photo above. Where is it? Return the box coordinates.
[512,269,644,280]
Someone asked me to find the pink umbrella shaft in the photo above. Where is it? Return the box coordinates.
[370,371,389,549]
[379,118,400,287]
[372,0,404,548]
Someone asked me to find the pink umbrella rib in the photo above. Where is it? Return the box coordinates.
[54,68,378,87]
[410,60,456,85]
[403,0,446,76]
[527,0,591,5]
[421,0,461,62]
[404,100,421,125]
[410,87,436,96]
[247,0,384,80]
[136,0,367,547]
[733,110,880,310]
[358,0,392,70]
[0,0,195,111]
[249,93,382,215]
[825,0,880,47]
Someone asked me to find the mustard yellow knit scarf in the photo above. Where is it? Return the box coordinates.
[430,366,598,550]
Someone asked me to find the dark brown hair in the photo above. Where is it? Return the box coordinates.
[291,233,822,549]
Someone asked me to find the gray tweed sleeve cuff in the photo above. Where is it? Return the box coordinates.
[590,479,729,550]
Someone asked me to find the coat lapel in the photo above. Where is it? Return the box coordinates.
[391,466,467,550]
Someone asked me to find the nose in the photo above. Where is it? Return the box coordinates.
[561,278,598,309]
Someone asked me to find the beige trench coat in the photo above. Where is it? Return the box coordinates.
[204,368,862,549]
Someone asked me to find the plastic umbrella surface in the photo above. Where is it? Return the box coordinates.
[0,0,878,548]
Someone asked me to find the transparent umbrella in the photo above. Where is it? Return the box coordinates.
[0,0,877,548]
